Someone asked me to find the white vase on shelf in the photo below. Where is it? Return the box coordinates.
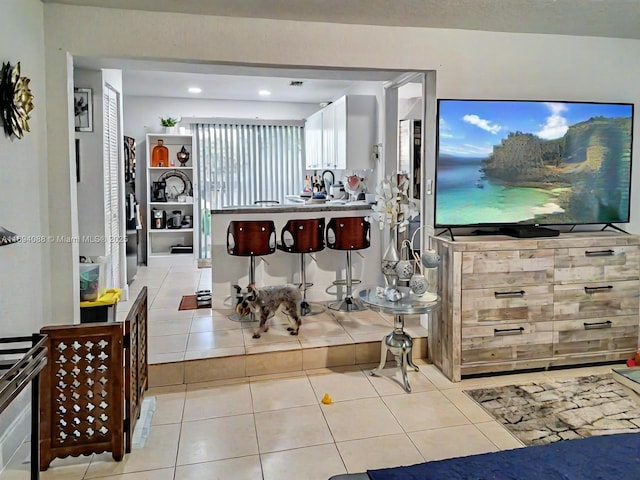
[380,228,401,301]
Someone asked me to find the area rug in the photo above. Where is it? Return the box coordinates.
[178,295,210,310]
[464,373,640,446]
[367,432,640,480]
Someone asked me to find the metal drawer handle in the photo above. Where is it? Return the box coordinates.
[583,320,612,330]
[494,290,525,298]
[494,327,525,336]
[585,249,615,257]
[584,285,613,293]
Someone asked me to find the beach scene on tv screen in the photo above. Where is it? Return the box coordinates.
[436,100,633,226]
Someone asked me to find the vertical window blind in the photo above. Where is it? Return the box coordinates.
[194,120,304,258]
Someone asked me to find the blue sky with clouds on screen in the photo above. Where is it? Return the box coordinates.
[438,100,632,158]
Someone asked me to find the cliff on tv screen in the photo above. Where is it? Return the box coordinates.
[435,100,633,227]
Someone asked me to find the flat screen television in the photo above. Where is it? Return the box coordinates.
[435,99,634,231]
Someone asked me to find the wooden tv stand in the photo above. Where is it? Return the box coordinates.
[429,232,640,382]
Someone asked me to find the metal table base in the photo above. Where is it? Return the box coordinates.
[359,288,439,393]
[370,314,420,392]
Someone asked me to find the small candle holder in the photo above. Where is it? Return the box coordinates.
[176,145,190,166]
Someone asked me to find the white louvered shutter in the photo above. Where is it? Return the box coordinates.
[103,85,121,289]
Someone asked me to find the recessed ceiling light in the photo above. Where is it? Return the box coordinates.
[188,87,202,94]
[259,90,271,96]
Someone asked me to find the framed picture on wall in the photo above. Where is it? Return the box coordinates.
[74,88,93,132]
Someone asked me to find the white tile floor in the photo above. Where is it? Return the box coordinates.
[1,363,619,479]
[0,265,626,479]
[116,266,428,365]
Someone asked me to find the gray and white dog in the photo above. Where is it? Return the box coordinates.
[233,283,302,339]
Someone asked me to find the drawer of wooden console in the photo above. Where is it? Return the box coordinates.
[461,249,554,289]
[461,321,554,364]
[555,245,640,284]
[553,315,639,355]
[554,279,639,320]
[461,285,553,326]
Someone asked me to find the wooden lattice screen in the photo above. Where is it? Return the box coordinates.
[39,323,124,469]
[39,288,148,469]
[124,287,148,453]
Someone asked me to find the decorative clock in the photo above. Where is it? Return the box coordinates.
[0,61,34,139]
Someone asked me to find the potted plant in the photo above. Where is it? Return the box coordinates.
[160,116,179,133]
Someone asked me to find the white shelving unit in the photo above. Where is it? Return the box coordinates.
[145,133,197,266]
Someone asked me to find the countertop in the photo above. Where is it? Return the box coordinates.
[211,200,374,214]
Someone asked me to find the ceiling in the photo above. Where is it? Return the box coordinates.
[114,61,415,103]
[75,57,420,103]
[120,70,386,104]
[60,0,640,103]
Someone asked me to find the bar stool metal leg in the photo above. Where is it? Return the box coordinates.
[249,256,256,285]
[228,256,258,322]
[299,253,310,315]
[328,251,365,312]
[299,253,324,316]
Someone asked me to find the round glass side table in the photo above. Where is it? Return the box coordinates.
[358,287,440,393]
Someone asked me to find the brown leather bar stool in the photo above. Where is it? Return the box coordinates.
[227,220,276,321]
[277,218,325,316]
[326,216,371,311]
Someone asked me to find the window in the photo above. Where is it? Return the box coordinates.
[194,120,304,258]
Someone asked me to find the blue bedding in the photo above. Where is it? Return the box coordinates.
[367,433,640,480]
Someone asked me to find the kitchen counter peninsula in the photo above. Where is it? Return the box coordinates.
[210,201,374,215]
[211,203,382,305]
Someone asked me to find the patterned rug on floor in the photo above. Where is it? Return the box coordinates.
[464,373,640,446]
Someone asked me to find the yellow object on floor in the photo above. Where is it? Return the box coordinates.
[80,288,121,308]
[321,393,332,405]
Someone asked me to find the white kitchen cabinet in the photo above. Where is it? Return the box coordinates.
[304,111,323,170]
[145,133,197,266]
[322,101,336,169]
[331,96,347,170]
[305,95,376,171]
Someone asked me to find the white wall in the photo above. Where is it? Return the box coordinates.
[123,95,319,144]
[0,0,51,337]
[75,68,106,258]
[75,68,127,294]
[122,92,381,164]
[123,94,320,191]
[0,0,49,467]
[40,3,640,317]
